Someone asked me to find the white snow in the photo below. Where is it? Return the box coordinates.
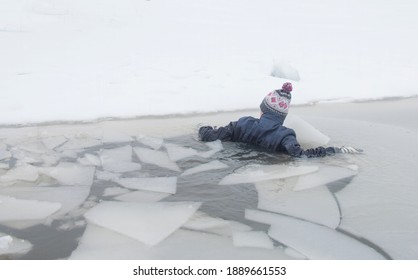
[219,164,318,185]
[115,177,177,194]
[114,190,171,203]
[181,160,228,176]
[84,201,201,246]
[232,231,274,250]
[245,209,385,260]
[133,147,180,172]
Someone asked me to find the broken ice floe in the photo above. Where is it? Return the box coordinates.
[0,186,90,220]
[114,190,171,203]
[69,224,290,260]
[0,164,39,183]
[219,164,318,185]
[99,145,142,173]
[115,177,177,194]
[41,136,67,150]
[38,164,95,186]
[77,153,101,167]
[198,140,223,158]
[164,143,198,161]
[0,195,61,223]
[95,170,120,181]
[134,147,180,172]
[84,201,201,246]
[0,145,11,161]
[284,114,330,148]
[102,187,130,197]
[232,231,274,250]
[293,165,358,191]
[100,131,133,144]
[182,211,251,237]
[181,160,228,176]
[255,180,341,229]
[245,209,385,259]
[137,136,164,150]
[0,233,33,257]
[56,138,101,151]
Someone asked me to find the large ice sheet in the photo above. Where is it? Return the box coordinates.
[0,164,39,183]
[219,164,318,185]
[164,143,198,161]
[114,190,171,203]
[0,186,90,219]
[84,201,201,246]
[0,233,33,257]
[100,146,141,172]
[255,180,341,228]
[294,165,358,191]
[245,209,385,259]
[57,138,101,151]
[0,195,61,222]
[115,177,177,194]
[233,231,274,249]
[181,160,228,176]
[134,147,180,172]
[69,225,290,260]
[100,131,133,144]
[38,164,95,186]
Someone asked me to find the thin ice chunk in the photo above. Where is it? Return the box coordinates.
[38,164,95,186]
[233,231,274,249]
[0,145,11,161]
[198,140,223,158]
[134,147,180,172]
[0,186,90,219]
[284,114,330,148]
[96,170,120,181]
[219,164,318,185]
[0,162,9,170]
[103,187,130,197]
[182,211,251,236]
[245,209,385,260]
[100,146,142,172]
[41,136,67,150]
[70,225,289,260]
[17,140,47,154]
[101,131,133,144]
[0,233,33,257]
[137,136,164,150]
[181,160,228,176]
[0,164,39,183]
[164,143,198,161]
[57,138,101,151]
[77,153,101,167]
[114,190,170,203]
[115,177,177,194]
[294,165,358,191]
[255,180,340,228]
[0,195,61,222]
[84,201,201,246]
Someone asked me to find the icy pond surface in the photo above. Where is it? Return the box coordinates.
[1,102,417,260]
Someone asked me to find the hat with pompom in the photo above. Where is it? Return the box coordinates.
[260,82,292,123]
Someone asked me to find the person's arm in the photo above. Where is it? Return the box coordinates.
[198,121,237,142]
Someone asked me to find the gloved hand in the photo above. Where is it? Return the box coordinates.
[335,146,363,154]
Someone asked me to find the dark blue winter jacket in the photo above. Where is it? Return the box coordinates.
[198,112,336,157]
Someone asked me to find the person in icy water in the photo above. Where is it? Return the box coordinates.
[198,82,361,158]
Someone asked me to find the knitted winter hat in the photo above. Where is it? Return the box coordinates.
[260,82,292,123]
